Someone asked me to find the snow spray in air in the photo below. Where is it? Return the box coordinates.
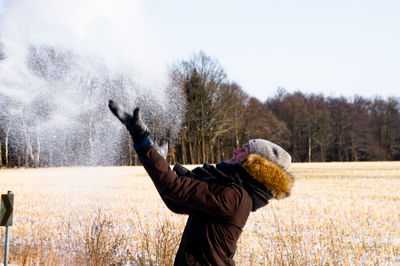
[0,0,185,166]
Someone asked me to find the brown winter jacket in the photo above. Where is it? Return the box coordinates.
[138,145,293,265]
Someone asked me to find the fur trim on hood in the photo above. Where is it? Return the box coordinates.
[241,154,294,199]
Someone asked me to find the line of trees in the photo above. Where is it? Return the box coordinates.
[1,49,399,167]
[169,52,400,164]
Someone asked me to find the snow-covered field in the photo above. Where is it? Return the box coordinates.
[0,162,399,265]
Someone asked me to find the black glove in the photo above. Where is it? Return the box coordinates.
[108,100,150,143]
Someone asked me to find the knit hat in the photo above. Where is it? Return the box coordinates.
[247,139,291,170]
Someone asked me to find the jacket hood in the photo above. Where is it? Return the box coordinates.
[215,162,273,211]
[241,154,294,199]
[174,161,276,212]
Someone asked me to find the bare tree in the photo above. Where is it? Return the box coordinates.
[0,41,5,61]
[371,97,400,160]
[170,51,226,163]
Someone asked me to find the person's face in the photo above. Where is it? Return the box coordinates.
[227,144,249,164]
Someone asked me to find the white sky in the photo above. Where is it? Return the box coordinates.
[1,0,399,101]
[142,0,400,101]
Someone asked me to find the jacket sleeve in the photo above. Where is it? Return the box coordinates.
[160,194,192,214]
[139,146,245,218]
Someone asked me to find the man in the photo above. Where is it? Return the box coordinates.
[108,100,294,265]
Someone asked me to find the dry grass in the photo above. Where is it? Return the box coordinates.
[0,162,399,265]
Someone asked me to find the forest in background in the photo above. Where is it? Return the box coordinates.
[166,51,400,164]
[1,49,400,167]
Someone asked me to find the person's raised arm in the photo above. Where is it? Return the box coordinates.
[109,100,193,214]
[108,100,243,217]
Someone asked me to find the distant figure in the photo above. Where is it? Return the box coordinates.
[109,100,294,265]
